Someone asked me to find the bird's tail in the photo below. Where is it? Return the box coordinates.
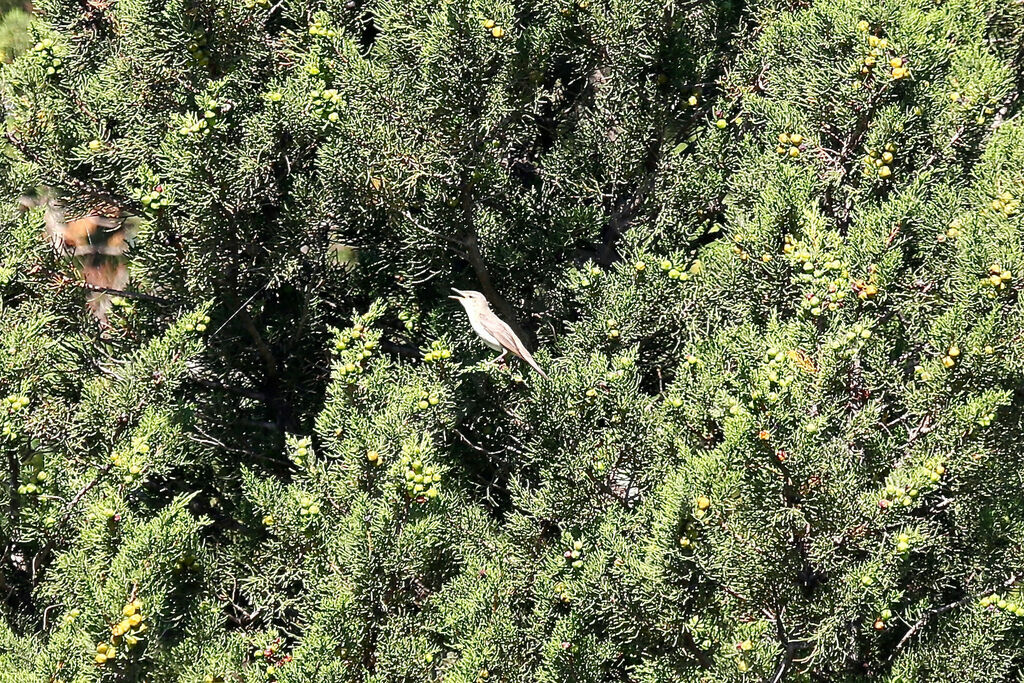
[517,348,550,380]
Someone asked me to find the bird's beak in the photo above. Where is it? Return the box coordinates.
[449,288,466,300]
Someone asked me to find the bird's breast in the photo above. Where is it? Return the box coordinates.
[469,316,503,351]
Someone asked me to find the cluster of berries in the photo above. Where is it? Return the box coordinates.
[480,18,505,38]
[422,339,452,363]
[187,30,210,67]
[31,38,61,78]
[2,394,30,441]
[775,132,804,158]
[331,323,378,382]
[94,598,147,666]
[862,143,897,179]
[401,454,440,502]
[178,100,229,136]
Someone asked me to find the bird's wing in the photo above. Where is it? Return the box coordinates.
[488,316,550,380]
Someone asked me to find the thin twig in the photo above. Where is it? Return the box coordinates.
[454,428,506,456]
[32,267,174,305]
[76,282,174,305]
[399,209,470,255]
[211,280,272,338]
[889,573,1016,659]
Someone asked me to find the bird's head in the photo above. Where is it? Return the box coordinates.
[449,288,489,310]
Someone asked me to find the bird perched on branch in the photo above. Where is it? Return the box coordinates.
[450,288,549,379]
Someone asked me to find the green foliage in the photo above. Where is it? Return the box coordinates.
[0,0,1023,680]
[0,8,31,63]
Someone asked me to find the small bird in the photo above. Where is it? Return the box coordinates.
[21,189,134,324]
[450,288,549,379]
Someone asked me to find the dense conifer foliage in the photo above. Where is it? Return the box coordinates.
[1,0,1023,680]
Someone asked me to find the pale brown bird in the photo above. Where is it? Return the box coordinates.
[450,288,549,379]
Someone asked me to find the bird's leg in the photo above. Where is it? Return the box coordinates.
[483,350,507,370]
